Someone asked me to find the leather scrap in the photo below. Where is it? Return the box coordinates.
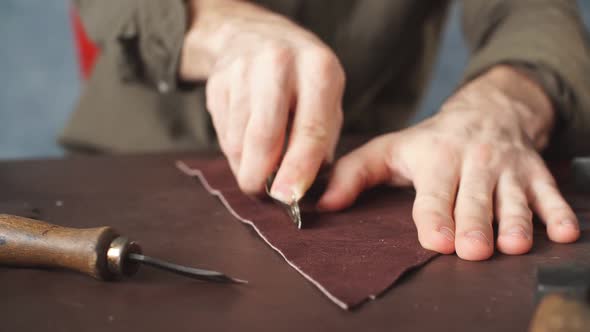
[177,159,437,309]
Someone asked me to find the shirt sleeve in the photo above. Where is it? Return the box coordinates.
[460,0,590,157]
[72,0,188,94]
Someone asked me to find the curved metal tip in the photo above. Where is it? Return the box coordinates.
[127,253,247,284]
[231,278,249,284]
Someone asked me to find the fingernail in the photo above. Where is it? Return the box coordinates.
[291,181,306,201]
[465,230,491,247]
[559,219,579,230]
[505,226,529,239]
[438,226,455,242]
[270,184,295,204]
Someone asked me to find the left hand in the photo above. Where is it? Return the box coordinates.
[318,65,580,261]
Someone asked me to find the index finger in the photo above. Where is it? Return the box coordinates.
[269,49,345,203]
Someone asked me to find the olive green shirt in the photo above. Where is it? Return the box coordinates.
[63,0,590,157]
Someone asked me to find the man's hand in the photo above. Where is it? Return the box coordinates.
[318,65,580,261]
[181,0,345,202]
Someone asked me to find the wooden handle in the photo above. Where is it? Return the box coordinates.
[0,214,119,280]
[530,294,590,332]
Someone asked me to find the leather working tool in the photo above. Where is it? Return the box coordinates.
[265,165,331,229]
[0,214,245,284]
[529,265,590,331]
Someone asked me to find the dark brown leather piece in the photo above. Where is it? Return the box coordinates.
[1,154,590,332]
[178,159,438,309]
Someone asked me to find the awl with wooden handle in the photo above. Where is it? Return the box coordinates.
[0,214,245,284]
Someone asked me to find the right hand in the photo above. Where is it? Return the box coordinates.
[181,0,345,202]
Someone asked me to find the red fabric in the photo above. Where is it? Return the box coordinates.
[70,6,98,80]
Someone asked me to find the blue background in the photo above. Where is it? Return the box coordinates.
[0,1,589,159]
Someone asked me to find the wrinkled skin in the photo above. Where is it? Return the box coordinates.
[317,67,580,260]
[181,0,344,202]
[181,0,579,261]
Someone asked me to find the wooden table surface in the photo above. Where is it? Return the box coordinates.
[0,153,589,332]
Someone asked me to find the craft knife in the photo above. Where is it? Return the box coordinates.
[265,180,303,229]
[0,214,246,284]
[265,165,331,229]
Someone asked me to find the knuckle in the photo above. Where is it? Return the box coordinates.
[205,77,223,112]
[412,208,452,226]
[498,210,533,235]
[525,151,547,168]
[297,119,329,144]
[497,181,527,203]
[459,179,494,203]
[306,47,344,83]
[544,204,574,218]
[425,138,460,165]
[416,191,453,207]
[354,162,377,190]
[510,198,532,216]
[311,47,336,68]
[335,152,361,175]
[502,187,528,205]
[223,140,242,162]
[529,179,559,197]
[501,215,533,229]
[499,202,533,221]
[468,142,495,168]
[455,214,493,229]
[504,215,531,227]
[525,162,553,182]
[430,138,454,153]
[280,154,318,179]
[463,190,490,206]
[263,43,294,67]
[249,128,280,151]
[455,195,493,222]
[230,58,249,79]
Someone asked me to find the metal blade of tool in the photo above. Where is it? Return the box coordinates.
[128,253,247,284]
[265,165,331,229]
[178,159,437,309]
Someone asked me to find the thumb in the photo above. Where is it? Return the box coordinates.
[317,135,406,211]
